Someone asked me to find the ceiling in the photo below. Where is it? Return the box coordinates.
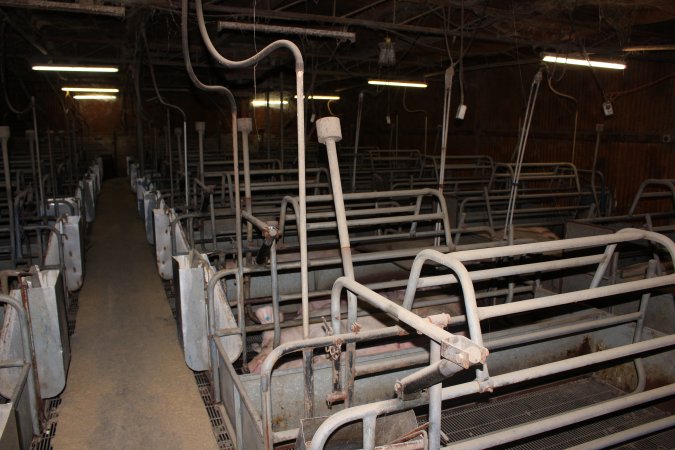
[1,0,675,97]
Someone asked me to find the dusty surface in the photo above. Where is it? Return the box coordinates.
[52,178,218,450]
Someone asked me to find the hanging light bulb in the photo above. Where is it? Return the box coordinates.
[378,36,396,67]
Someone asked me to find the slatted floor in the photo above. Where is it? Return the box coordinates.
[434,377,674,449]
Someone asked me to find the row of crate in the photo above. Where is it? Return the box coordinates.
[131,119,675,449]
[0,125,103,449]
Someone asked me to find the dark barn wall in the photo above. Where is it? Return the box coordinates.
[5,58,672,213]
[341,59,675,214]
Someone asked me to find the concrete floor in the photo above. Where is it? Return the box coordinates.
[52,178,218,450]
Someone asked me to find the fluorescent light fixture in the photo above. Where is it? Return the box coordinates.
[542,54,625,70]
[62,87,119,93]
[32,65,119,73]
[368,79,427,88]
[294,95,340,100]
[73,94,117,100]
[251,99,289,107]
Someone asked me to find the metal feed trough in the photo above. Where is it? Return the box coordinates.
[205,227,675,449]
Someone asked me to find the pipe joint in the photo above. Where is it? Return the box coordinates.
[441,334,488,369]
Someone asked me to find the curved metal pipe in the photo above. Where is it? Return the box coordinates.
[194,0,310,344]
[183,0,246,370]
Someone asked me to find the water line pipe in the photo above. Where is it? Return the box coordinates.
[195,0,310,345]
[181,0,246,373]
[238,118,254,266]
[317,117,359,406]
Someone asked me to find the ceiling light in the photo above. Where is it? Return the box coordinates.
[368,79,427,88]
[294,95,340,101]
[73,94,117,100]
[542,54,625,70]
[62,87,119,93]
[251,99,289,107]
[33,65,119,73]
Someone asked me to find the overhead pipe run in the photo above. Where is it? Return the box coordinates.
[217,21,356,43]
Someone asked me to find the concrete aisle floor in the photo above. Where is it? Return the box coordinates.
[52,178,218,450]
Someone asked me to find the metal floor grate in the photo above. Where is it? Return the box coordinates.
[67,293,79,336]
[30,398,62,450]
[194,371,235,450]
[433,377,674,449]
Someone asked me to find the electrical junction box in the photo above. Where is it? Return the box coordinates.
[602,101,614,117]
[456,104,467,120]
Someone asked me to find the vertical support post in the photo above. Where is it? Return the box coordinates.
[0,126,15,266]
[351,92,364,192]
[30,99,45,212]
[195,121,205,184]
[265,91,271,160]
[175,126,188,209]
[428,340,442,450]
[47,130,56,197]
[279,72,284,168]
[134,58,145,176]
[25,129,38,203]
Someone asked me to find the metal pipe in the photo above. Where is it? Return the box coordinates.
[217,21,356,43]
[351,92,364,192]
[317,117,359,406]
[46,130,56,197]
[195,121,205,184]
[428,340,442,450]
[0,126,16,266]
[450,383,675,449]
[177,124,189,208]
[309,335,675,449]
[503,68,543,240]
[166,115,175,208]
[30,99,44,211]
[330,277,486,367]
[565,415,675,450]
[181,1,244,373]
[632,258,656,393]
[25,129,38,201]
[238,118,254,266]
